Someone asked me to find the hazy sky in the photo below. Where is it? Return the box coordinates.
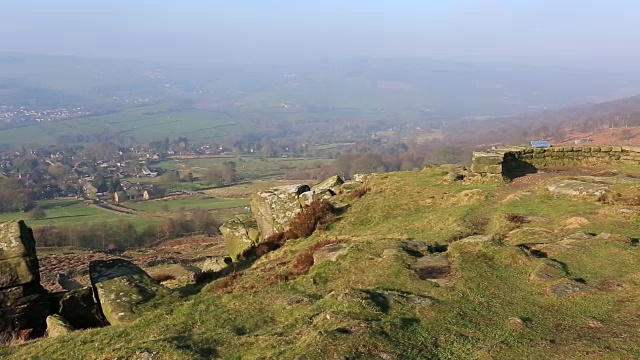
[1,1,639,68]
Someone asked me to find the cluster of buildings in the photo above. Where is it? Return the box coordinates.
[0,105,90,123]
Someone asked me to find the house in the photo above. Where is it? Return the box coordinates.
[114,189,140,203]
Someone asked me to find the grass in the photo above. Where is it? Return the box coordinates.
[0,105,253,146]
[124,197,249,212]
[3,167,640,358]
[156,156,333,181]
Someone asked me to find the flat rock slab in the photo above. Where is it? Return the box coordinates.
[550,282,586,297]
[410,255,451,281]
[313,243,351,264]
[547,179,609,198]
[575,176,640,185]
[506,228,557,246]
[89,259,173,325]
[457,235,494,243]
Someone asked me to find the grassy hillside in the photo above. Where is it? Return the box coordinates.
[2,167,639,359]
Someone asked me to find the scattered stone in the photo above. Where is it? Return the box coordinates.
[410,255,451,284]
[352,174,369,182]
[136,350,159,360]
[200,256,232,273]
[562,217,590,229]
[550,282,586,297]
[563,232,594,241]
[313,243,351,264]
[381,248,400,258]
[45,314,74,338]
[250,184,310,239]
[220,214,260,261]
[587,318,604,328]
[523,216,550,223]
[286,295,311,306]
[89,259,173,325]
[505,227,557,245]
[456,235,493,243]
[444,172,464,182]
[55,273,84,291]
[399,240,429,256]
[546,179,609,198]
[530,262,565,281]
[506,317,526,331]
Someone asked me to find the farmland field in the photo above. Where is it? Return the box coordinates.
[0,105,254,146]
[123,197,249,212]
[156,156,333,180]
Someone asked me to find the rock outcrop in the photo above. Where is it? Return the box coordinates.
[250,184,310,240]
[0,221,48,342]
[89,259,173,325]
[49,287,107,329]
[220,214,260,261]
[312,175,344,192]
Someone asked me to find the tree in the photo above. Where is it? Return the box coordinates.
[351,153,385,176]
[163,170,180,189]
[203,168,225,185]
[222,161,237,184]
[28,207,46,220]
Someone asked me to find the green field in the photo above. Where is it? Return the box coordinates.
[0,105,253,146]
[157,156,333,180]
[124,197,249,212]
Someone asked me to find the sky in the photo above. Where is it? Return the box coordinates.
[0,0,639,69]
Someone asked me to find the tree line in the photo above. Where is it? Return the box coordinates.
[33,209,219,249]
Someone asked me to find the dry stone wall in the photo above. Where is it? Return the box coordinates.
[471,146,640,177]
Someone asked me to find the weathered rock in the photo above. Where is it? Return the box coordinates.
[546,179,609,198]
[313,243,351,264]
[312,175,344,191]
[46,314,74,338]
[410,255,451,285]
[399,240,430,256]
[299,189,335,207]
[0,221,40,289]
[200,256,232,273]
[250,184,310,239]
[89,259,173,325]
[0,294,49,342]
[0,221,48,343]
[57,287,106,329]
[550,282,586,297]
[562,217,590,229]
[352,174,368,182]
[507,317,527,331]
[457,235,494,243]
[220,214,260,261]
[505,227,557,245]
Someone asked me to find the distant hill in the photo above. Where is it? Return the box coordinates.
[444,95,640,148]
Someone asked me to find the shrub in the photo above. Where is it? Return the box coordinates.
[505,213,528,224]
[292,239,342,275]
[348,186,369,200]
[213,272,242,292]
[28,207,46,220]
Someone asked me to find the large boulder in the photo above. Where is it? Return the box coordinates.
[546,179,609,198]
[312,175,344,192]
[45,314,74,338]
[89,259,173,325]
[298,189,335,207]
[0,221,41,288]
[250,184,310,240]
[49,287,107,329]
[220,214,260,261]
[0,221,48,343]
